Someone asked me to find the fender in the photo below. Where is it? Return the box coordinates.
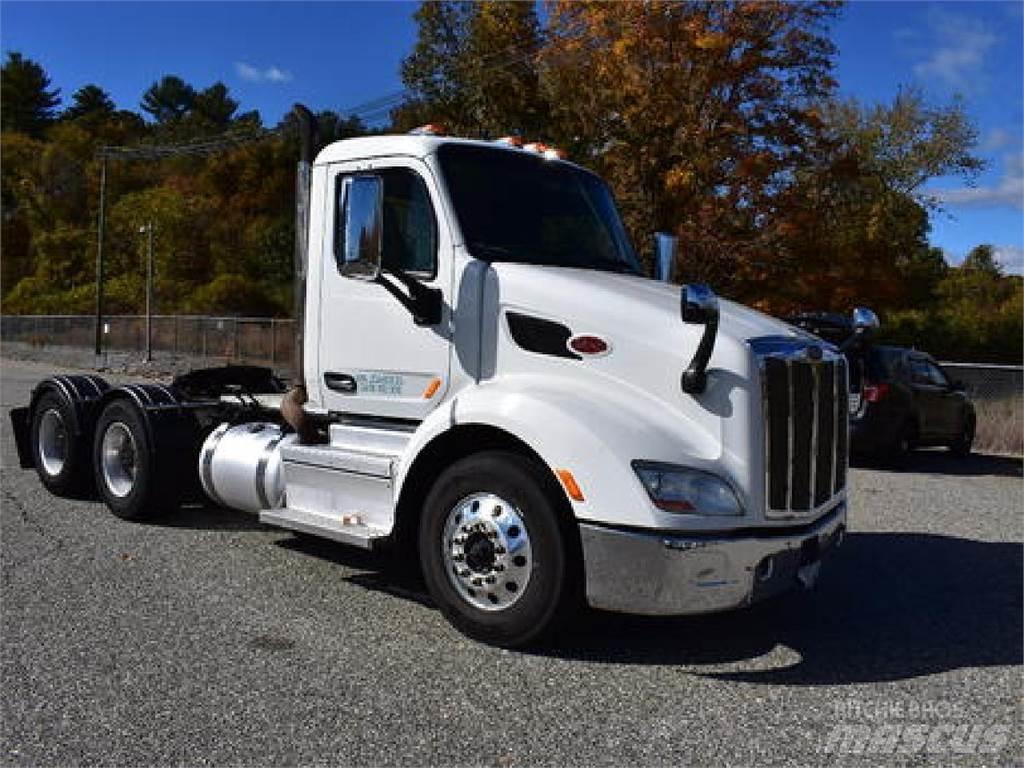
[14,374,111,469]
[395,373,737,531]
[28,374,111,438]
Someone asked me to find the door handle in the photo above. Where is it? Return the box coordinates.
[324,372,357,394]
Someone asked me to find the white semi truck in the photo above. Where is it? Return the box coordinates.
[10,110,869,647]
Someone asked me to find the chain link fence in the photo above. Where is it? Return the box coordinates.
[2,315,1020,453]
[940,362,1023,455]
[1,314,295,370]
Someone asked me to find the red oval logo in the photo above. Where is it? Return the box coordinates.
[568,335,610,356]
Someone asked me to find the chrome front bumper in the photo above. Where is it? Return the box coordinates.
[579,504,846,615]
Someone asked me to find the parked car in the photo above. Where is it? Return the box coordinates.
[847,346,976,459]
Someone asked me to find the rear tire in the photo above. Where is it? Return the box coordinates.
[93,399,170,521]
[419,451,577,648]
[30,391,87,495]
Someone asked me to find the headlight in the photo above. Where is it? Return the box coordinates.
[632,462,742,516]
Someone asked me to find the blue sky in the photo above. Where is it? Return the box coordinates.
[2,1,1022,272]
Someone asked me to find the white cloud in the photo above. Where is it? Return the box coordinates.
[912,11,998,89]
[994,245,1024,276]
[934,153,1024,210]
[980,128,1016,153]
[234,61,293,84]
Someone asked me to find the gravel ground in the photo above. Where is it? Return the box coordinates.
[1,357,1021,767]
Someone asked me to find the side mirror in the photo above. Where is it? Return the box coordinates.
[340,175,383,280]
[653,233,677,282]
[852,306,880,332]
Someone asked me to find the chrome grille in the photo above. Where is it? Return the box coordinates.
[756,339,848,518]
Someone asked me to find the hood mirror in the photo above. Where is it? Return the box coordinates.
[680,283,720,395]
[653,233,677,283]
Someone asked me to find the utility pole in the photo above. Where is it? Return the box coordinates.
[140,222,154,362]
[93,156,108,356]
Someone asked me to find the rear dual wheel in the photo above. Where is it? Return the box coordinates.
[92,400,167,521]
[419,451,578,648]
[30,392,87,495]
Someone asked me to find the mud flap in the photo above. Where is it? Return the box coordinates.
[9,407,33,469]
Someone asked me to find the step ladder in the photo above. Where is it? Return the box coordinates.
[258,421,413,549]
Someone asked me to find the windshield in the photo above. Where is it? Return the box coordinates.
[437,144,641,275]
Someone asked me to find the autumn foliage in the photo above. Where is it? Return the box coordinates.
[1,2,1020,362]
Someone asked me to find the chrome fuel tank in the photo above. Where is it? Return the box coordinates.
[199,422,294,513]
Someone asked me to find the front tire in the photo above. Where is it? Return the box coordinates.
[93,400,169,521]
[419,451,576,648]
[950,414,975,457]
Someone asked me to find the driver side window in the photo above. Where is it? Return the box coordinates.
[335,167,438,278]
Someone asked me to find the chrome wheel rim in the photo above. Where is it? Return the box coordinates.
[101,422,137,498]
[442,493,532,612]
[38,408,68,477]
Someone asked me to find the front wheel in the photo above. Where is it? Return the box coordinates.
[419,451,577,648]
[950,415,975,457]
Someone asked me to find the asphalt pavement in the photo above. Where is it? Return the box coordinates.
[2,358,1021,767]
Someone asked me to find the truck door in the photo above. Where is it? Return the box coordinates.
[316,158,451,421]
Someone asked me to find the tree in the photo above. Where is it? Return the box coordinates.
[188,82,239,133]
[540,1,841,285]
[1,52,60,137]
[397,2,475,132]
[961,244,1002,277]
[767,92,984,313]
[819,88,984,207]
[65,84,115,120]
[140,75,195,124]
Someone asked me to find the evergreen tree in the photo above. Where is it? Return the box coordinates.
[1,52,61,137]
[140,75,195,124]
[65,84,116,120]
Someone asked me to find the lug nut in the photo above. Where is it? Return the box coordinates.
[487,531,498,539]
[453,554,465,562]
[459,568,470,577]
[494,563,505,572]
[492,506,502,517]
[485,575,497,584]
[494,546,506,555]
[471,577,483,586]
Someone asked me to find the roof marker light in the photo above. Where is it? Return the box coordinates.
[523,141,548,154]
[543,147,567,160]
[409,123,446,136]
[496,135,524,148]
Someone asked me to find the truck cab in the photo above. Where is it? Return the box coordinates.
[13,131,852,647]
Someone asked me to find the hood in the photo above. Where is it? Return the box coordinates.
[489,262,802,348]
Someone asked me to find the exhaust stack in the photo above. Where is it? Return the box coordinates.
[282,104,318,443]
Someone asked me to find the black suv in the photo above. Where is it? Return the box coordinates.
[848,346,976,459]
